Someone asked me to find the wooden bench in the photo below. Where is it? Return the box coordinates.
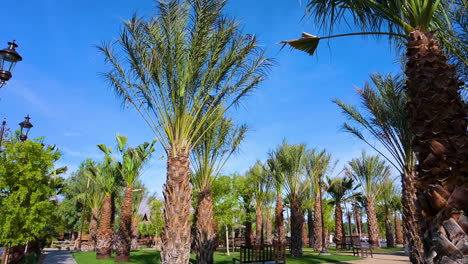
[351,236,373,258]
[233,244,286,264]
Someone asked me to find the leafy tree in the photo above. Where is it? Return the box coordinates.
[0,137,66,261]
[98,0,272,262]
[285,1,468,261]
[233,174,255,247]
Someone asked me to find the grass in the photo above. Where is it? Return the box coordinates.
[72,250,362,264]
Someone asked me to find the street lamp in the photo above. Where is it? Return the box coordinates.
[0,40,23,88]
[19,115,33,142]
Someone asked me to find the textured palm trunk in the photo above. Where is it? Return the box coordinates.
[96,195,114,259]
[131,216,139,250]
[244,206,253,247]
[405,30,468,264]
[161,152,192,264]
[394,213,404,245]
[307,209,315,248]
[400,170,424,263]
[385,211,395,248]
[365,200,380,249]
[301,214,309,246]
[313,193,323,251]
[353,206,362,236]
[290,196,303,257]
[89,208,99,251]
[334,203,345,248]
[255,205,263,246]
[195,188,215,264]
[115,186,133,262]
[265,215,272,244]
[274,194,286,245]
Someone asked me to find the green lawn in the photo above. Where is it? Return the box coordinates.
[303,246,404,253]
[72,250,362,264]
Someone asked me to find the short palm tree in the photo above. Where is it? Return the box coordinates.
[333,73,423,260]
[82,161,104,251]
[98,0,271,262]
[246,162,269,246]
[326,175,355,249]
[273,141,308,257]
[284,1,467,261]
[377,180,399,248]
[114,135,156,262]
[191,114,246,264]
[266,155,286,246]
[348,152,391,249]
[92,146,122,259]
[305,149,332,252]
[131,180,147,251]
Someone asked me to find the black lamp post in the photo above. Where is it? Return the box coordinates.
[18,115,33,142]
[0,40,23,88]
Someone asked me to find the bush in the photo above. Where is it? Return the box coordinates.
[20,252,39,264]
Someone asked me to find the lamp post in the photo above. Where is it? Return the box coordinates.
[0,40,23,88]
[19,115,33,142]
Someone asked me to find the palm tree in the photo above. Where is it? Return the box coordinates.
[377,180,400,248]
[332,73,424,260]
[273,141,308,257]
[348,152,391,249]
[326,175,355,249]
[114,135,156,262]
[305,149,332,252]
[191,114,246,264]
[246,162,269,246]
[98,0,271,262]
[83,162,105,251]
[131,180,147,251]
[92,145,122,259]
[266,155,286,246]
[284,2,468,261]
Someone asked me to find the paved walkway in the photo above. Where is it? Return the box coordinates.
[42,250,77,264]
[333,251,410,264]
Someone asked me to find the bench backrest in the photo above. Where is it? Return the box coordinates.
[239,244,286,262]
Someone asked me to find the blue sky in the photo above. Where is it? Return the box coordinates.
[2,0,401,195]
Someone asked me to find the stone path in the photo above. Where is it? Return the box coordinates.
[333,251,410,264]
[42,250,77,264]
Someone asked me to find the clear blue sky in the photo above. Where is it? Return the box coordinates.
[2,0,400,194]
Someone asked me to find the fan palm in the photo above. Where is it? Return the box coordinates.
[326,174,356,249]
[333,73,423,260]
[284,1,468,262]
[91,146,122,259]
[98,0,271,262]
[113,135,156,262]
[191,114,246,264]
[273,141,308,257]
[348,152,391,249]
[305,149,332,251]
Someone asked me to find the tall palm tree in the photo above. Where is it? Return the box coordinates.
[348,152,391,249]
[305,149,332,252]
[247,162,269,246]
[98,0,271,262]
[114,135,156,262]
[273,141,308,257]
[332,73,424,260]
[191,114,246,264]
[266,150,286,246]
[326,175,356,249]
[284,2,468,262]
[92,145,122,259]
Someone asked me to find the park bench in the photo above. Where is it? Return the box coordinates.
[233,244,286,264]
[351,236,373,258]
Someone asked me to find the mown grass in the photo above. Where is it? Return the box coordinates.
[72,250,362,264]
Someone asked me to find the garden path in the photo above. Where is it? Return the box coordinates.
[42,250,77,264]
[332,251,410,264]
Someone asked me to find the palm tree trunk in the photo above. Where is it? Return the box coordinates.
[265,215,272,244]
[89,208,99,251]
[307,209,315,248]
[302,214,309,246]
[405,30,468,264]
[334,203,345,248]
[274,194,286,245]
[365,200,380,249]
[131,216,139,250]
[400,170,424,263]
[255,205,263,246]
[115,186,133,262]
[313,193,323,251]
[161,152,192,264]
[96,195,113,259]
[394,213,404,245]
[195,188,215,264]
[244,206,253,247]
[385,211,395,248]
[290,196,303,257]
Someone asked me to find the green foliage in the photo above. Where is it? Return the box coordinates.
[214,175,244,228]
[0,138,66,246]
[138,196,164,237]
[322,199,335,232]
